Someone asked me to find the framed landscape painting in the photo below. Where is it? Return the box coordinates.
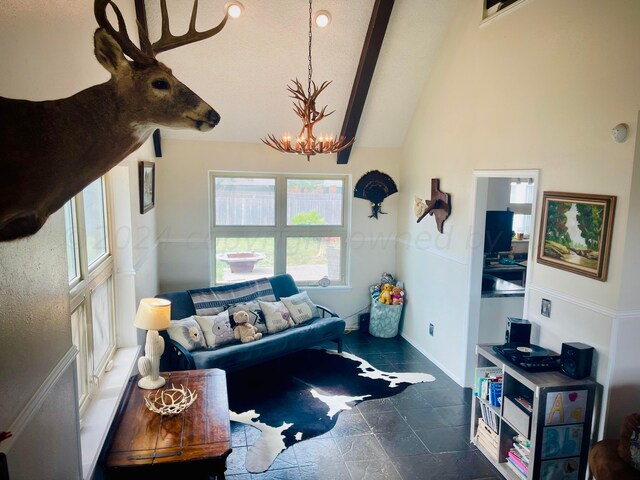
[537,192,616,281]
[138,161,155,214]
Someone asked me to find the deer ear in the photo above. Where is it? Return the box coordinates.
[94,28,131,76]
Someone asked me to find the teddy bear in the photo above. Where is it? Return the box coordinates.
[233,310,263,343]
[392,285,404,305]
[379,283,393,305]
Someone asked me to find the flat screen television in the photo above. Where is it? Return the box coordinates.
[484,210,514,254]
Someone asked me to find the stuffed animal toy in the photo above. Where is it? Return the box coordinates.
[379,284,393,304]
[233,310,263,343]
[392,285,404,305]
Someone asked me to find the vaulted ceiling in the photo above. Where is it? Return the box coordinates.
[143,0,458,152]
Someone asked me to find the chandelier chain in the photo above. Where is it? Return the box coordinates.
[260,0,356,159]
[307,0,313,98]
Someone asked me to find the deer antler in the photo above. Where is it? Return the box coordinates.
[287,79,335,134]
[94,0,155,65]
[151,0,229,54]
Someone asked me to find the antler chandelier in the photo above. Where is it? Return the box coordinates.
[262,0,355,160]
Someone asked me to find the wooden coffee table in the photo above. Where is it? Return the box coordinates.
[104,368,232,480]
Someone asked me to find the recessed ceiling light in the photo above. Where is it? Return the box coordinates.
[314,10,331,28]
[225,1,244,19]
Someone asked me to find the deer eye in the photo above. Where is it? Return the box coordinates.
[151,79,171,90]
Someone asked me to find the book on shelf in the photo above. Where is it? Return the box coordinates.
[513,434,531,449]
[489,381,502,407]
[508,450,529,472]
[506,457,528,480]
[513,440,530,460]
[474,367,502,397]
[511,445,530,464]
[512,394,533,413]
[480,402,499,433]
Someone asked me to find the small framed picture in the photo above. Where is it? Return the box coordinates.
[537,192,616,281]
[541,298,551,318]
[138,161,155,214]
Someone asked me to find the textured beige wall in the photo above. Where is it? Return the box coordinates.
[156,139,401,326]
[396,0,640,434]
[0,0,151,475]
[0,3,100,476]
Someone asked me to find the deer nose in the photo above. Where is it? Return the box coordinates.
[208,109,221,126]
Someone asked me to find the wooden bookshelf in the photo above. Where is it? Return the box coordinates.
[471,344,597,480]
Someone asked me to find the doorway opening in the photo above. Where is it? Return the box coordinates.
[464,169,539,387]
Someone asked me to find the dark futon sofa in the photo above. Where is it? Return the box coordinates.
[157,274,345,372]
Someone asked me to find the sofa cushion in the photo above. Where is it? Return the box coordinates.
[166,317,206,351]
[189,316,346,371]
[227,301,267,334]
[259,300,294,333]
[195,310,236,349]
[280,291,319,325]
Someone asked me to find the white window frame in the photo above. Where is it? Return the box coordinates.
[65,177,117,417]
[209,171,350,286]
[509,181,535,238]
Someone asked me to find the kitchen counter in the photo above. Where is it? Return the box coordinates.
[481,274,525,298]
[483,261,527,286]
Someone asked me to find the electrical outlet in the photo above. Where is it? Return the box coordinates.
[541,298,552,318]
[429,323,434,336]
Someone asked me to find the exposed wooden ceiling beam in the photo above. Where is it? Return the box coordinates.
[337,0,395,164]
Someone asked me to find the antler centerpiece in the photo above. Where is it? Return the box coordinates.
[262,0,354,160]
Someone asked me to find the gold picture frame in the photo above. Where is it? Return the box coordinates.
[537,192,616,281]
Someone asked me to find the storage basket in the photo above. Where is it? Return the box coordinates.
[475,418,500,461]
[369,286,403,338]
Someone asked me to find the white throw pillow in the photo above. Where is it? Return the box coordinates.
[166,316,206,351]
[258,300,295,334]
[195,310,236,349]
[280,291,319,324]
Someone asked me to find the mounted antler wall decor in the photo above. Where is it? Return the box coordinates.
[415,178,451,233]
[0,0,234,242]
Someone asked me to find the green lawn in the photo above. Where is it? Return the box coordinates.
[214,237,335,282]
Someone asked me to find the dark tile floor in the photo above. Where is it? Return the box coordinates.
[226,332,504,480]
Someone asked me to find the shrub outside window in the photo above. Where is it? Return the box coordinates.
[211,173,349,286]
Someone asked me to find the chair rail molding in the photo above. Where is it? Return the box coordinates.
[527,282,617,319]
[0,346,78,454]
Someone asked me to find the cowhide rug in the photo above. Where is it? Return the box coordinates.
[226,348,435,473]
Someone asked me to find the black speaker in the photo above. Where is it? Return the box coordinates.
[560,342,594,379]
[505,317,531,345]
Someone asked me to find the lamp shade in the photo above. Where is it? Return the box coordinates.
[134,298,171,331]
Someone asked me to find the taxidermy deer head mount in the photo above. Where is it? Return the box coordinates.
[0,0,228,241]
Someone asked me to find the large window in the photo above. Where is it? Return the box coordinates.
[211,173,349,286]
[65,177,116,415]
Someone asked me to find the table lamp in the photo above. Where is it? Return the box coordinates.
[134,298,171,389]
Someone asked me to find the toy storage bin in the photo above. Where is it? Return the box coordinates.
[369,292,403,338]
